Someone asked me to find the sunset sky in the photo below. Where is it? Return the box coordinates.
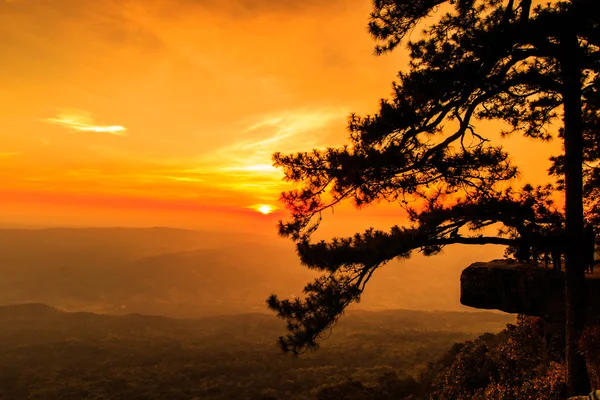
[0,0,562,237]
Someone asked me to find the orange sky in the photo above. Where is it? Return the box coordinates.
[0,0,562,236]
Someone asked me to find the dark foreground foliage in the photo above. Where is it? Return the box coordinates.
[0,304,515,400]
[317,316,566,400]
[1,305,572,399]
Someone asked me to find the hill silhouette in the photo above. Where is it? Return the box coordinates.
[0,227,502,317]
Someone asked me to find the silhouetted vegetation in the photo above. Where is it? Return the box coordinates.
[0,304,513,400]
[315,316,566,399]
[268,0,599,394]
[7,304,576,399]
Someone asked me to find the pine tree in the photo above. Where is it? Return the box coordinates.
[267,0,599,395]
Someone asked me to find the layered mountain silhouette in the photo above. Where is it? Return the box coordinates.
[0,227,503,317]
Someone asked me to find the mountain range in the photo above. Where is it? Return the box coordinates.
[0,227,505,317]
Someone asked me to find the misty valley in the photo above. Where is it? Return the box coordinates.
[0,228,492,318]
[0,227,315,318]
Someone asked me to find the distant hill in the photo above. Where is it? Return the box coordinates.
[0,303,514,342]
[0,228,313,317]
[0,227,253,260]
[0,227,505,317]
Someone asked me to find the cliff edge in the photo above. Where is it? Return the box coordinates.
[460,259,600,324]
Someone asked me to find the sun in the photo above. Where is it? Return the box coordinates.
[255,204,275,215]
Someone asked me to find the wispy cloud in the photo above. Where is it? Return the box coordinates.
[161,109,348,200]
[45,111,127,136]
[211,109,346,178]
[238,110,344,150]
[221,109,346,167]
[243,117,285,133]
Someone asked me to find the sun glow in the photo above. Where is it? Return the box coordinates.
[253,204,275,215]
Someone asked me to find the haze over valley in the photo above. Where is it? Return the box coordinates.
[0,227,504,318]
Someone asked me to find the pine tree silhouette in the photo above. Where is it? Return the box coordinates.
[268,0,599,395]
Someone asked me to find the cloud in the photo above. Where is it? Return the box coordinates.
[243,117,285,133]
[45,111,127,136]
[237,109,346,151]
[204,109,346,174]
[152,109,349,200]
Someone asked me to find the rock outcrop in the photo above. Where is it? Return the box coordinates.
[460,259,600,324]
[461,260,600,394]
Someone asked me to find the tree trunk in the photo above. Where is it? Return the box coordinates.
[561,30,590,396]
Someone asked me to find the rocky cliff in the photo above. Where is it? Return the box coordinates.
[460,259,600,324]
[461,259,600,394]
